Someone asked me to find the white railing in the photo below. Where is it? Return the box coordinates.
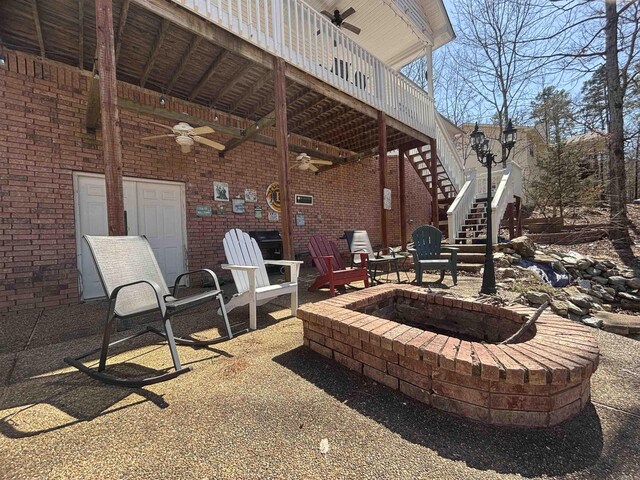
[490,162,522,243]
[434,114,465,191]
[476,168,506,199]
[446,168,476,243]
[173,0,437,138]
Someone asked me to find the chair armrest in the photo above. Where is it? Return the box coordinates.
[110,279,167,316]
[263,260,304,266]
[171,268,221,297]
[221,264,259,272]
[441,247,458,264]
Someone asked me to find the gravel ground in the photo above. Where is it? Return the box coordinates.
[0,273,639,479]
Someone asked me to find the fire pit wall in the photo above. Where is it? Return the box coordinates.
[298,284,599,428]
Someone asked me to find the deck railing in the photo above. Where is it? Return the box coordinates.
[173,0,436,138]
[490,162,522,242]
[446,168,476,243]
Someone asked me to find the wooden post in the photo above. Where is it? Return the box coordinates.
[274,57,294,263]
[429,138,439,228]
[507,202,515,239]
[515,196,523,237]
[398,147,407,250]
[378,111,388,250]
[95,0,125,236]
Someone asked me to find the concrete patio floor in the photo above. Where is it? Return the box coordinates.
[1,269,639,479]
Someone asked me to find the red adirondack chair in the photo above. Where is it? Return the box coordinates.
[308,235,369,297]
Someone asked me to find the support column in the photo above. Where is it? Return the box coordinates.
[95,0,125,236]
[515,196,523,237]
[507,202,515,239]
[399,147,407,250]
[378,111,388,250]
[429,138,439,228]
[426,45,434,97]
[274,57,294,262]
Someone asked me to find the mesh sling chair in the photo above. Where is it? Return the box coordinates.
[65,235,241,387]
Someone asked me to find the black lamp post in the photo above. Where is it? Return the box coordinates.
[470,120,517,294]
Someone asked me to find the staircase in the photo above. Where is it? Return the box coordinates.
[406,143,458,220]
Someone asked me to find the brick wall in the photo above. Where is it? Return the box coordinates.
[0,49,431,313]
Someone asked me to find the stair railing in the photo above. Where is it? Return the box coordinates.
[446,168,476,244]
[434,113,465,192]
[490,162,523,242]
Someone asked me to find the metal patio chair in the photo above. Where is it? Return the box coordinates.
[410,225,459,286]
[64,235,238,387]
[343,230,407,284]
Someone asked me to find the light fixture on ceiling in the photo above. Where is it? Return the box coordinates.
[0,54,7,68]
[159,95,166,107]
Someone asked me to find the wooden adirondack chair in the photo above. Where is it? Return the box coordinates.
[308,235,369,297]
[410,225,459,286]
[222,228,302,330]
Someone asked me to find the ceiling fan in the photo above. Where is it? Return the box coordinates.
[319,7,361,35]
[292,153,333,172]
[141,121,225,153]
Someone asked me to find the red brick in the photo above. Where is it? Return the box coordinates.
[431,394,490,423]
[363,365,398,390]
[325,337,352,357]
[334,351,362,373]
[490,409,550,427]
[353,348,387,372]
[490,393,551,412]
[432,381,489,407]
[309,340,332,359]
[549,399,582,426]
[399,380,431,405]
[388,362,431,389]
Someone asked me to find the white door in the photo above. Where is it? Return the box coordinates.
[75,174,186,300]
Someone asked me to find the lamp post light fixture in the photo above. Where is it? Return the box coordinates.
[470,120,518,295]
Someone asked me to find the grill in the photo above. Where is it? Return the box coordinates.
[249,230,283,272]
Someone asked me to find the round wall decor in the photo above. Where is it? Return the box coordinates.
[266,182,281,213]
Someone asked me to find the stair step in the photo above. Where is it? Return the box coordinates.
[440,252,487,264]
[442,243,487,253]
[457,263,483,273]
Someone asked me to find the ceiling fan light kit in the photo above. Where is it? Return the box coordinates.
[141,121,225,153]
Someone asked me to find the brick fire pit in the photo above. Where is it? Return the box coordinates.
[298,284,599,427]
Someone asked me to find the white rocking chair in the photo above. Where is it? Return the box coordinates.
[221,228,302,330]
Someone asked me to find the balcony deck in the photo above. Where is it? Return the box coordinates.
[0,0,455,168]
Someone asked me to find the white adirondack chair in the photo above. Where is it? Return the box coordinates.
[221,228,302,330]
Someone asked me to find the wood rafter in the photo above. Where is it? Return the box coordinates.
[228,71,271,114]
[140,18,170,87]
[312,112,365,141]
[118,97,342,163]
[189,50,229,101]
[78,0,84,67]
[286,94,326,125]
[209,61,252,106]
[222,86,309,155]
[294,103,345,134]
[31,0,45,57]
[166,35,202,94]
[114,0,130,63]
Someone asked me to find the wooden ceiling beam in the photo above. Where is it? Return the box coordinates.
[114,0,130,63]
[293,103,346,134]
[78,0,84,68]
[165,35,202,94]
[189,50,229,101]
[309,111,364,140]
[31,0,45,57]
[222,86,309,155]
[209,61,252,107]
[140,18,170,87]
[228,71,271,114]
[286,94,326,125]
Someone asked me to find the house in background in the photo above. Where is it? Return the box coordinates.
[0,0,522,313]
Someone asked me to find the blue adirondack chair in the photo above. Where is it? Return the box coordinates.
[410,225,458,286]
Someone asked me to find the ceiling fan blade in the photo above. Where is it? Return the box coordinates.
[149,121,176,131]
[190,126,215,136]
[308,164,319,172]
[310,159,333,165]
[193,135,225,150]
[141,134,175,141]
[320,10,333,18]
[342,22,361,35]
[341,7,356,19]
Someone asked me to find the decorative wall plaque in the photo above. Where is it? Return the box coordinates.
[266,183,281,213]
